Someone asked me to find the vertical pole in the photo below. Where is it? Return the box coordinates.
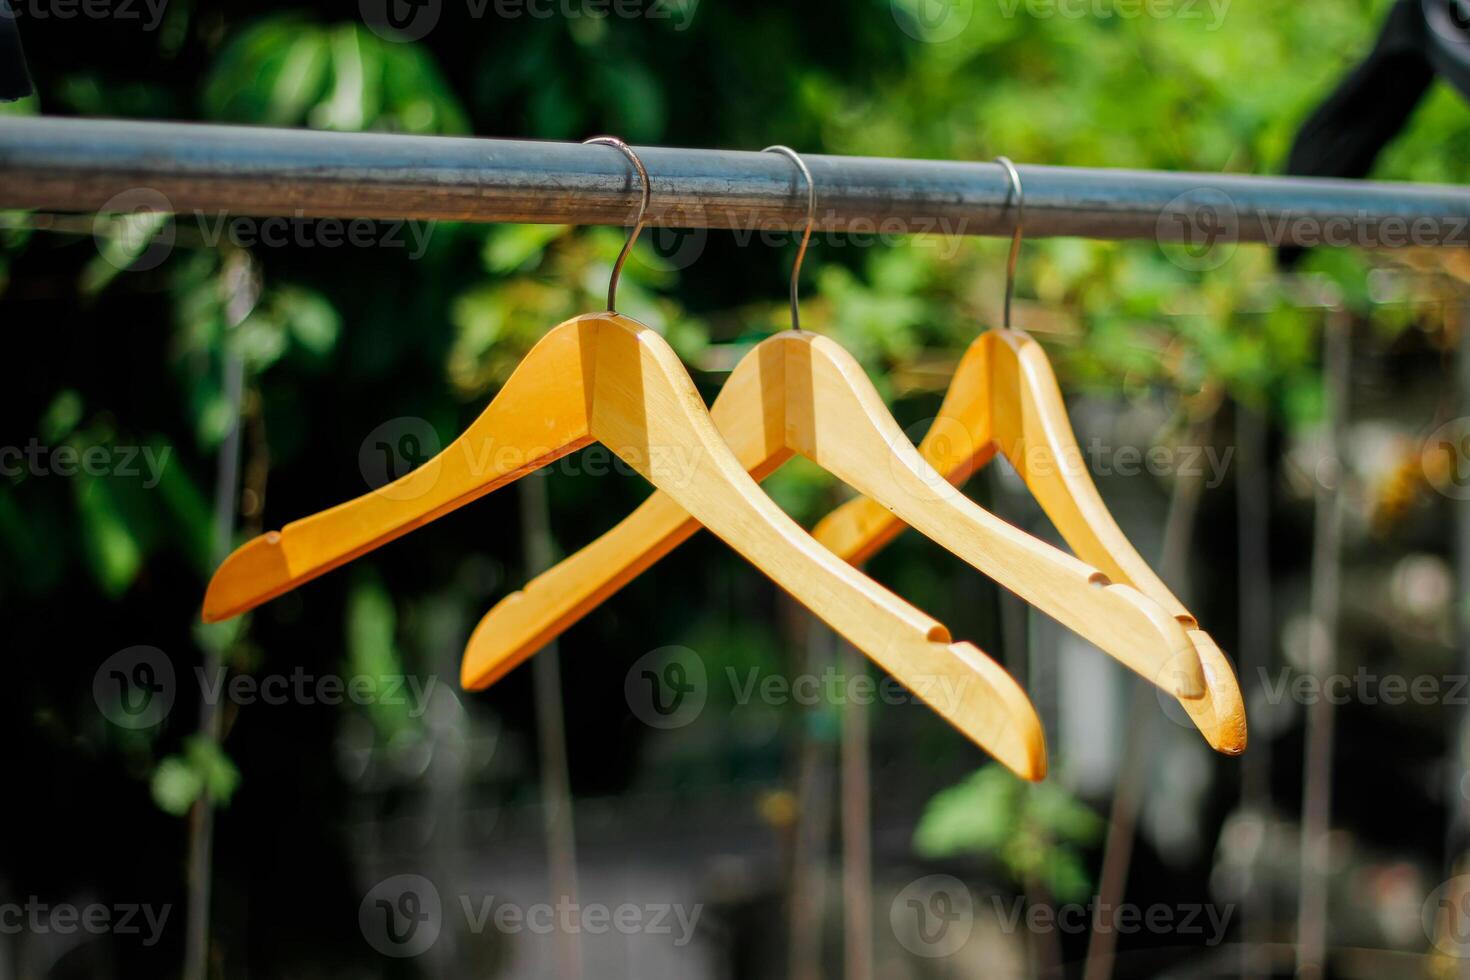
[1447,300,1470,979]
[184,250,256,980]
[520,472,582,980]
[788,608,835,980]
[1084,411,1212,980]
[1235,401,1274,980]
[840,642,873,980]
[1295,309,1350,980]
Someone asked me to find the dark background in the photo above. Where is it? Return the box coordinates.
[2,0,1469,976]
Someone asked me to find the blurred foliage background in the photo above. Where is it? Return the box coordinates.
[2,0,1470,976]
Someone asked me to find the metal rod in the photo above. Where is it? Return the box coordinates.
[3,117,1470,245]
[1296,308,1351,980]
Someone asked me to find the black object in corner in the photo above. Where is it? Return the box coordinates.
[0,0,33,103]
[1280,0,1470,265]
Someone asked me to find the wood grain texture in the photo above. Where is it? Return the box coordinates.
[812,330,1246,755]
[464,330,1211,728]
[204,314,1046,778]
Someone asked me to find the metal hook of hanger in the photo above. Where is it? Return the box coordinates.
[995,156,1024,330]
[584,135,651,313]
[762,145,816,332]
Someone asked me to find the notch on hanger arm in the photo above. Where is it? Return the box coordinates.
[204,313,1048,779]
[461,330,1207,702]
[462,147,1202,710]
[812,329,1247,754]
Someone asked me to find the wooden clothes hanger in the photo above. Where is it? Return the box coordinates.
[460,147,1206,715]
[813,159,1246,754]
[202,138,1047,780]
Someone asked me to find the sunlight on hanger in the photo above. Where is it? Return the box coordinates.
[202,137,1047,779]
[812,158,1246,754]
[462,146,1206,717]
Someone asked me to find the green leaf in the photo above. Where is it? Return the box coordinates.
[482,224,569,275]
[74,475,143,597]
[38,390,84,444]
[279,286,342,357]
[150,736,241,816]
[150,757,203,816]
[346,575,417,738]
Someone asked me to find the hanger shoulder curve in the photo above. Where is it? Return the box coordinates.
[991,330,1244,753]
[266,310,1036,777]
[993,330,1192,619]
[203,321,598,624]
[466,326,1203,707]
[463,347,796,689]
[811,328,1247,753]
[784,331,1203,700]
